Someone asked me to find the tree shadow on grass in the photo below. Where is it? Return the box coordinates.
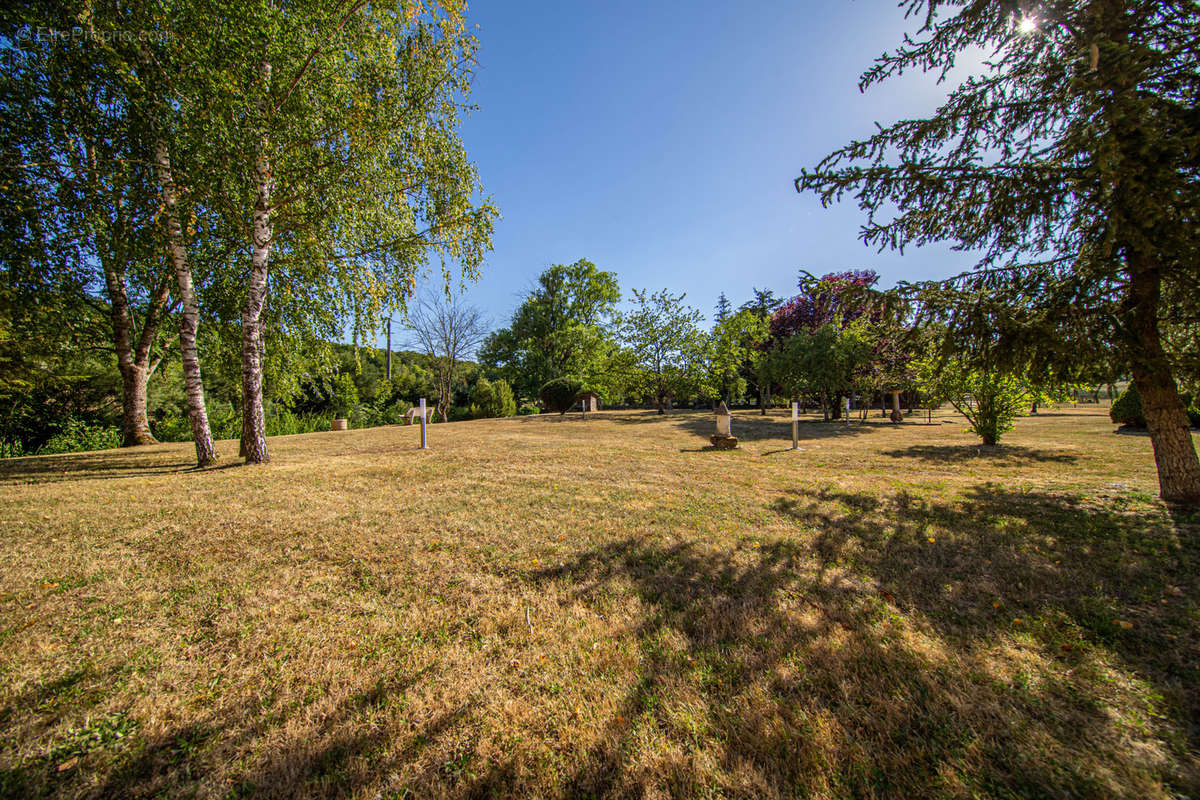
[880,444,1079,464]
[0,451,237,485]
[521,487,1199,798]
[7,665,472,800]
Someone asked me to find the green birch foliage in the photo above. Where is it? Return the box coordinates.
[161,0,496,348]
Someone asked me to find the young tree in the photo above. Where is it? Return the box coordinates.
[407,294,488,422]
[620,289,710,413]
[916,354,1032,446]
[797,0,1200,501]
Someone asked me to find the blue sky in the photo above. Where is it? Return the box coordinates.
[411,0,981,334]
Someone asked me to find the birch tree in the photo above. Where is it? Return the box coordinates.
[1,13,172,447]
[174,0,496,463]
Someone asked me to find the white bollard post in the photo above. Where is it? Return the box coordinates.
[792,402,799,449]
[843,396,850,425]
[419,397,428,449]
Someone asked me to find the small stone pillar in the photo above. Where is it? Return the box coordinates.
[331,418,348,431]
[710,401,738,449]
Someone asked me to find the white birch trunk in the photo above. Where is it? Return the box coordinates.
[153,140,218,466]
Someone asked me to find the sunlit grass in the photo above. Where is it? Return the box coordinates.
[1,406,1196,798]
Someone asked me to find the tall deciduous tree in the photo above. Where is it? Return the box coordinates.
[797,0,1200,502]
[710,309,768,405]
[176,0,495,463]
[2,12,172,446]
[406,294,487,422]
[479,259,621,399]
[740,287,783,413]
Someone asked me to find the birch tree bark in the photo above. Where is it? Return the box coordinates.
[153,139,218,466]
[240,62,274,465]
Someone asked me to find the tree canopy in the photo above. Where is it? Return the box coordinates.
[796,0,1200,501]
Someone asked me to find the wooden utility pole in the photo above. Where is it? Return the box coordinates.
[384,314,392,381]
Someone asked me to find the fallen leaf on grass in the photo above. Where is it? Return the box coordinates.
[56,756,78,772]
[1114,619,1133,630]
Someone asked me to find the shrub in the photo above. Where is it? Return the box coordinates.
[151,414,194,443]
[38,418,121,455]
[470,377,518,419]
[1109,386,1146,428]
[265,411,328,436]
[539,377,584,415]
[517,402,540,416]
[915,357,1030,445]
[329,371,359,418]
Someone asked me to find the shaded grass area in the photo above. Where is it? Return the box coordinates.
[0,407,1197,798]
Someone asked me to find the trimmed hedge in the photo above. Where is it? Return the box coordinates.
[1109,386,1145,428]
[540,377,584,415]
[1110,385,1200,428]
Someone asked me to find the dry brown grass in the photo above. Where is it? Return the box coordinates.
[1,406,1197,799]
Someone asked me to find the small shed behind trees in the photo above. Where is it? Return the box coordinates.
[579,391,600,413]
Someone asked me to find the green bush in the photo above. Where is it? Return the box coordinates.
[1109,386,1146,428]
[151,414,194,443]
[539,377,584,415]
[470,377,517,419]
[38,418,121,455]
[517,402,540,416]
[0,441,28,458]
[265,411,329,437]
[329,372,359,418]
[1187,406,1200,429]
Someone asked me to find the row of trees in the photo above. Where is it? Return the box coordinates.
[1,2,495,465]
[481,258,1196,492]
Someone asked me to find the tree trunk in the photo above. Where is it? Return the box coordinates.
[241,79,273,465]
[100,246,168,447]
[1124,256,1200,502]
[153,140,217,466]
[118,362,155,446]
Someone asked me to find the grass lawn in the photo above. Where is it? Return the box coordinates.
[1,406,1197,799]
